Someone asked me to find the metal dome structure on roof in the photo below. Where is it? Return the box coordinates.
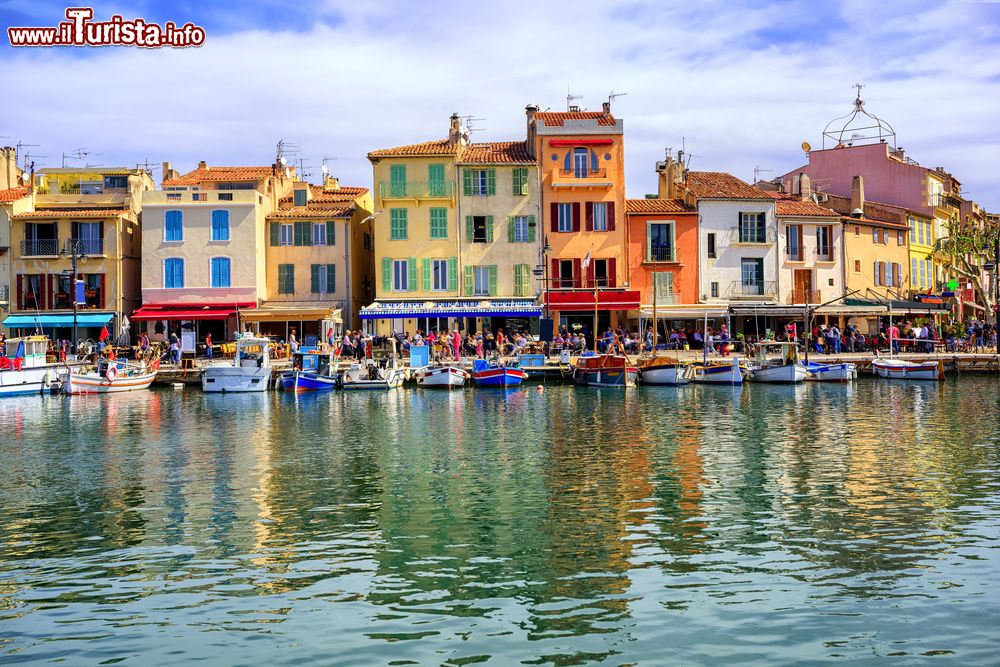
[822,84,897,149]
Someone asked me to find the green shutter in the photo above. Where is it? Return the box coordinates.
[408,258,417,292]
[326,221,336,245]
[487,169,496,195]
[485,215,494,243]
[270,221,279,246]
[311,264,320,293]
[303,221,313,246]
[422,258,431,291]
[430,208,447,239]
[382,257,392,293]
[488,265,497,296]
[463,169,472,196]
[464,266,473,296]
[448,257,458,291]
[293,221,303,246]
[508,216,515,243]
[528,215,536,242]
[513,265,522,296]
[328,264,336,293]
[512,168,520,195]
[390,164,406,192]
[466,215,474,241]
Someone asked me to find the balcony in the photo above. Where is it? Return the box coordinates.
[378,180,454,201]
[35,192,127,207]
[728,280,777,299]
[730,226,776,245]
[551,168,613,189]
[20,239,60,256]
[66,238,105,255]
[789,289,821,305]
[143,189,262,205]
[785,246,804,261]
[814,249,834,262]
[646,246,676,263]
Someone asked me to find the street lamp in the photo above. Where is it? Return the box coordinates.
[60,240,87,355]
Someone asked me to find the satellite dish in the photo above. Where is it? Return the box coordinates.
[279,156,287,166]
[284,167,291,179]
[801,141,811,153]
[20,172,30,182]
[321,165,329,175]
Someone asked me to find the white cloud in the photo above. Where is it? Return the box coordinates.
[2,0,999,207]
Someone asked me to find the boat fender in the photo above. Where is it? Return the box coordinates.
[106,366,118,382]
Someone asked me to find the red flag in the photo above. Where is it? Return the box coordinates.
[99,325,110,341]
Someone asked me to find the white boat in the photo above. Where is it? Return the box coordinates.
[746,342,807,384]
[691,358,743,385]
[0,337,61,396]
[202,336,272,393]
[340,360,405,390]
[414,365,468,388]
[636,356,691,386]
[805,361,858,382]
[872,357,944,381]
[62,360,157,394]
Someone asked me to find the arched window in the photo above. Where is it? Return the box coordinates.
[164,258,184,288]
[210,257,231,288]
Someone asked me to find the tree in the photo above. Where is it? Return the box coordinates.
[934,215,1000,320]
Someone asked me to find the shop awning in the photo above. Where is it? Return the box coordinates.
[814,304,888,317]
[730,305,811,317]
[547,290,640,311]
[130,303,247,321]
[3,312,113,328]
[241,305,342,323]
[639,305,729,319]
[360,299,542,320]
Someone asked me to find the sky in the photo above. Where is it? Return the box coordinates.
[2,0,999,209]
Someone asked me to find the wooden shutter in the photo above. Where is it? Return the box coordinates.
[311,264,320,293]
[508,216,515,243]
[513,265,522,296]
[448,257,458,291]
[327,221,336,245]
[328,264,336,293]
[607,202,616,231]
[608,257,617,288]
[464,266,473,295]
[551,203,559,232]
[270,221,279,246]
[16,274,22,310]
[422,258,431,291]
[293,221,303,246]
[466,216,474,241]
[303,222,313,246]
[407,258,417,292]
[585,258,595,288]
[463,169,472,196]
[487,169,496,195]
[894,262,901,287]
[485,216,494,243]
[382,257,392,293]
[488,265,497,296]
[528,215,536,242]
[585,202,594,231]
[573,258,582,288]
[551,258,560,288]
[572,203,581,232]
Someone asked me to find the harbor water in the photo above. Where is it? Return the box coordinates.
[1,379,999,665]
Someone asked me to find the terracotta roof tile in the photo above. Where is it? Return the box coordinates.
[459,141,534,165]
[267,205,353,219]
[279,185,369,204]
[625,198,694,214]
[14,208,129,219]
[686,172,773,200]
[764,192,839,217]
[534,111,617,127]
[163,166,275,186]
[0,187,29,202]
[368,140,459,159]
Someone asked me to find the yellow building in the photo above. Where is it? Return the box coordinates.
[907,210,936,295]
[363,114,541,335]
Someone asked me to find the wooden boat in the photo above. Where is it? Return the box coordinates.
[636,356,691,386]
[872,357,944,381]
[0,336,60,396]
[746,342,807,384]
[572,354,638,387]
[471,358,527,387]
[202,336,271,393]
[690,358,743,385]
[280,349,338,393]
[805,361,857,382]
[339,360,405,390]
[415,365,468,388]
[62,360,157,394]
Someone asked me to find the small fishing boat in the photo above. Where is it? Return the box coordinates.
[872,357,945,381]
[280,349,338,393]
[339,360,405,390]
[690,358,744,385]
[415,365,468,388]
[805,360,857,382]
[0,337,61,396]
[572,354,638,387]
[202,336,271,393]
[62,359,157,394]
[471,358,527,387]
[746,342,807,384]
[636,356,691,386]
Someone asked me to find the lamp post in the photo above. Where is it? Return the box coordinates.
[60,240,86,355]
[533,235,552,318]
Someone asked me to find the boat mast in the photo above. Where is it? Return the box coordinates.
[703,309,708,366]
[652,270,658,354]
[593,277,599,353]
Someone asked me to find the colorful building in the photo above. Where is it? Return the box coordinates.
[135,161,294,345]
[528,103,637,336]
[0,147,32,327]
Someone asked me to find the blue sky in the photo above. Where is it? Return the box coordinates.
[2,0,999,208]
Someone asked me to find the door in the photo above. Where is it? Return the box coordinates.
[741,258,764,295]
[793,269,813,303]
[573,148,589,177]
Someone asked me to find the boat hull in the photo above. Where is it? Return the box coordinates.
[639,365,690,386]
[416,366,467,388]
[472,367,527,387]
[748,363,808,384]
[872,359,944,381]
[281,371,337,393]
[342,368,405,390]
[691,362,743,385]
[0,367,57,396]
[63,371,156,394]
[573,367,638,387]
[805,362,857,382]
[202,366,270,392]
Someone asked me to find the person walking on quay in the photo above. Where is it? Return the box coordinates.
[829,324,842,355]
[289,329,299,355]
[204,332,213,360]
[168,334,181,365]
[452,329,462,360]
[887,322,900,354]
[327,328,335,351]
[496,328,506,355]
[717,325,730,357]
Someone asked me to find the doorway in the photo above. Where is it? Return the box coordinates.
[793,269,813,304]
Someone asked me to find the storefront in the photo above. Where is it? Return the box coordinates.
[130,302,255,352]
[360,300,542,336]
[240,305,342,346]
[546,290,640,340]
[2,312,115,345]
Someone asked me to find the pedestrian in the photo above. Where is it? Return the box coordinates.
[204,331,213,359]
[288,329,299,354]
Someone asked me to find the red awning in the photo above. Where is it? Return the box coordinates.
[131,306,238,321]
[547,290,640,311]
[548,139,615,147]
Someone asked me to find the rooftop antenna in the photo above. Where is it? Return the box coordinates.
[321,156,337,180]
[136,157,159,172]
[62,148,102,168]
[276,139,300,163]
[753,165,772,183]
[607,90,628,109]
[566,86,582,111]
[678,137,697,170]
[460,115,486,137]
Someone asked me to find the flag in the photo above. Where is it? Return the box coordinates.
[99,325,110,341]
[14,340,24,359]
[582,250,591,269]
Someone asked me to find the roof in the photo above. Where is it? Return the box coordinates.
[162,166,275,187]
[686,172,773,200]
[0,187,29,203]
[13,208,129,219]
[279,185,369,204]
[840,215,909,230]
[267,205,353,219]
[764,192,839,217]
[534,111,617,127]
[625,198,694,214]
[459,141,533,164]
[367,139,459,159]
[39,167,138,175]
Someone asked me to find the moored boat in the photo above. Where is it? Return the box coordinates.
[62,360,157,394]
[872,357,944,381]
[415,365,468,388]
[746,342,807,384]
[636,356,691,386]
[202,336,271,393]
[805,361,858,382]
[690,358,744,385]
[280,349,338,393]
[339,360,405,390]
[471,359,527,387]
[0,337,61,396]
[572,354,638,387]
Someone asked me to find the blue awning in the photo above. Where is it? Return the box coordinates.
[360,300,541,320]
[3,312,114,328]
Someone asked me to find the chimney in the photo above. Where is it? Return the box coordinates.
[798,172,812,201]
[525,105,538,159]
[655,153,682,200]
[602,101,611,115]
[448,113,464,146]
[198,160,208,170]
[161,161,180,184]
[568,104,580,112]
[850,175,865,217]
[323,175,339,190]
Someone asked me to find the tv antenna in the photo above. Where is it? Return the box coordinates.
[676,137,697,170]
[62,147,102,168]
[753,165,772,183]
[607,90,627,108]
[276,139,300,162]
[321,156,337,178]
[566,87,582,110]
[460,115,486,137]
[136,157,159,172]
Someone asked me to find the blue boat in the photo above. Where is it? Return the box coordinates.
[472,359,527,387]
[280,350,337,393]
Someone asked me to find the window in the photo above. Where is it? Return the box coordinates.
[854,226,860,236]
[311,264,336,293]
[278,264,294,294]
[82,273,103,309]
[707,233,717,259]
[854,259,861,273]
[872,228,883,244]
[293,189,307,207]
[389,164,407,197]
[428,164,446,196]
[897,230,905,245]
[468,215,493,243]
[210,210,230,241]
[909,217,917,244]
[592,259,609,288]
[432,259,448,291]
[164,210,183,241]
[164,258,184,289]
[218,192,233,201]
[786,225,802,260]
[393,259,409,292]
[557,203,573,232]
[473,266,493,296]
[279,223,293,246]
[293,221,314,246]
[465,169,495,196]
[390,209,408,240]
[511,215,532,243]
[312,223,327,245]
[653,272,675,300]
[920,259,927,288]
[559,260,575,288]
[514,264,531,296]
[739,212,766,243]
[512,167,529,196]
[573,147,590,177]
[430,208,448,239]
[816,226,832,259]
[710,281,719,298]
[73,221,103,255]
[912,258,919,287]
[592,202,608,231]
[741,258,765,295]
[217,181,255,190]
[104,175,128,190]
[210,257,231,288]
[648,222,675,262]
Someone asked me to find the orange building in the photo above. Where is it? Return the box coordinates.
[625,197,698,318]
[527,103,638,336]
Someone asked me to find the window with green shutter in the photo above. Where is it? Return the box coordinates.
[407,258,417,292]
[429,208,448,239]
[326,221,336,246]
[487,169,496,195]
[389,164,406,197]
[311,264,320,293]
[485,215,494,243]
[327,264,336,293]
[513,264,523,296]
[488,265,497,296]
[464,265,474,295]
[428,164,446,197]
[381,257,392,293]
[527,214,536,242]
[463,169,473,196]
[422,258,431,291]
[293,221,304,246]
[278,264,294,294]
[390,208,408,240]
[448,257,458,291]
[512,167,528,196]
[269,221,279,246]
[514,264,532,296]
